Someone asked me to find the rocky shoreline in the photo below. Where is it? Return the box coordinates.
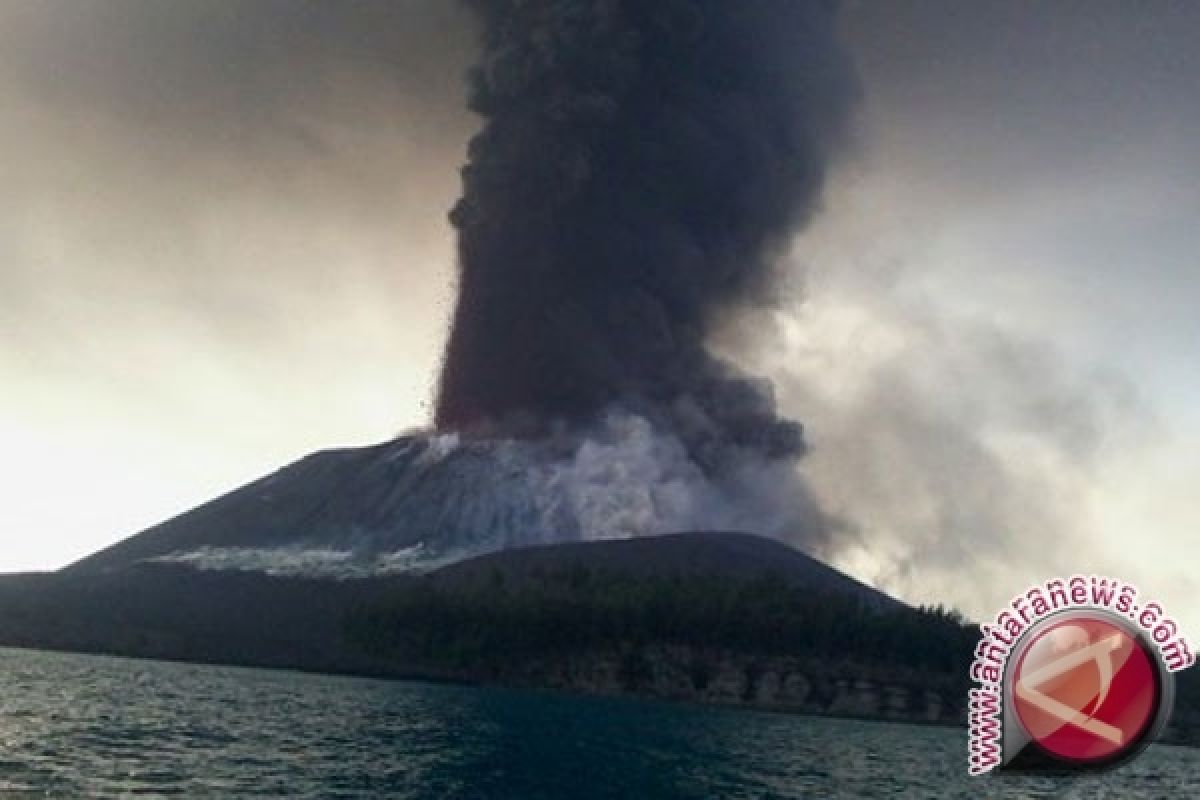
[421,645,963,725]
[424,644,1200,748]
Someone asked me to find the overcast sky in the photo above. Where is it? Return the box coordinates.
[2,1,1197,629]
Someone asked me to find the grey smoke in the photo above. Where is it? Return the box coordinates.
[717,261,1152,612]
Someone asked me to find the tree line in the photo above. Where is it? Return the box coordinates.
[346,567,978,676]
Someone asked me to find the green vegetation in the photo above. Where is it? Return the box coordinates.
[347,566,977,677]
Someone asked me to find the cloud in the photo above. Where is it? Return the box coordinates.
[699,0,1200,623]
[0,2,480,568]
[718,242,1154,619]
[0,0,480,438]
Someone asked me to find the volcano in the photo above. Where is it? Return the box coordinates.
[72,0,858,583]
[69,413,827,578]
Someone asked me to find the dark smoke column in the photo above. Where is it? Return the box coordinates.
[437,0,856,467]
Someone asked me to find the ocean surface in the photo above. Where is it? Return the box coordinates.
[0,647,1196,798]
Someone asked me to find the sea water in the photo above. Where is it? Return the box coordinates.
[0,647,1195,798]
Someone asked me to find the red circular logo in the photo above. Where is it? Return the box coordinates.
[1012,616,1159,764]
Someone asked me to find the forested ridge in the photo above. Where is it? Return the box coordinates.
[351,568,970,668]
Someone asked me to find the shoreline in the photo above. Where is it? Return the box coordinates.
[0,641,962,728]
[6,641,1196,748]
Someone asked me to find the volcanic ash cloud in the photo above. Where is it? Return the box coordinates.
[428,0,857,554]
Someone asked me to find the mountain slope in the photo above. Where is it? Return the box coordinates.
[3,533,898,669]
[434,532,900,609]
[68,434,577,575]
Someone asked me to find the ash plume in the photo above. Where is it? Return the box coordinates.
[436,0,857,477]
[78,0,863,579]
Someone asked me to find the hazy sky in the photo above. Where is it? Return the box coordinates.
[2,1,1197,628]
